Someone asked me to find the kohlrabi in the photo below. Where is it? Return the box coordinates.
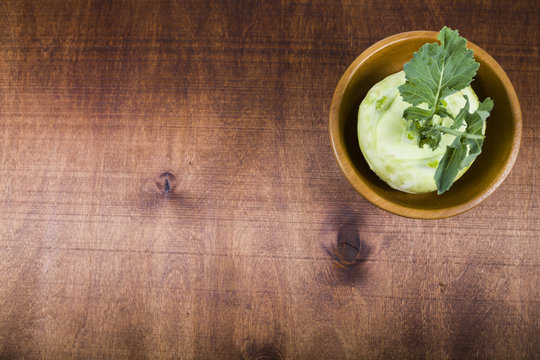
[357,27,493,194]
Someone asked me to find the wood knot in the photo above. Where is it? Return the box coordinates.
[158,172,176,195]
[439,282,447,293]
[244,343,284,360]
[323,224,370,285]
[336,225,361,265]
[318,210,371,287]
[142,171,178,198]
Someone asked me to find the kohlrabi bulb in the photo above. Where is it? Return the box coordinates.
[357,71,482,194]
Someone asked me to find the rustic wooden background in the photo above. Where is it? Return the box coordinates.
[0,1,538,359]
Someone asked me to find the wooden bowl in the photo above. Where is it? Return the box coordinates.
[329,31,522,219]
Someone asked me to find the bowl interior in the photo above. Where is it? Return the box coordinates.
[332,32,521,218]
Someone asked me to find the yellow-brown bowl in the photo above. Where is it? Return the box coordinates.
[329,31,522,219]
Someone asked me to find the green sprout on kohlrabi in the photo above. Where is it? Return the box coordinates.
[398,26,493,194]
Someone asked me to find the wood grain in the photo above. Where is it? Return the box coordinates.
[0,0,538,359]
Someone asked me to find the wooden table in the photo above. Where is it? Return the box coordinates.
[1,1,538,358]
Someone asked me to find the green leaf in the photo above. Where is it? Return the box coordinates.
[403,106,433,120]
[449,104,467,129]
[398,26,493,194]
[398,27,479,109]
[435,107,455,121]
[433,97,493,194]
[434,136,468,194]
[419,127,442,150]
[461,97,494,168]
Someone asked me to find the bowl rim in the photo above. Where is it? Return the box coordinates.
[329,30,522,219]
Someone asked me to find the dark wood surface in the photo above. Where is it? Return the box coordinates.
[1,1,538,359]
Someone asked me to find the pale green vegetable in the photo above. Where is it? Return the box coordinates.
[357,71,482,193]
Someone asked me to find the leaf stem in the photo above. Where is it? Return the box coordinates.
[432,63,446,116]
[434,125,484,139]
